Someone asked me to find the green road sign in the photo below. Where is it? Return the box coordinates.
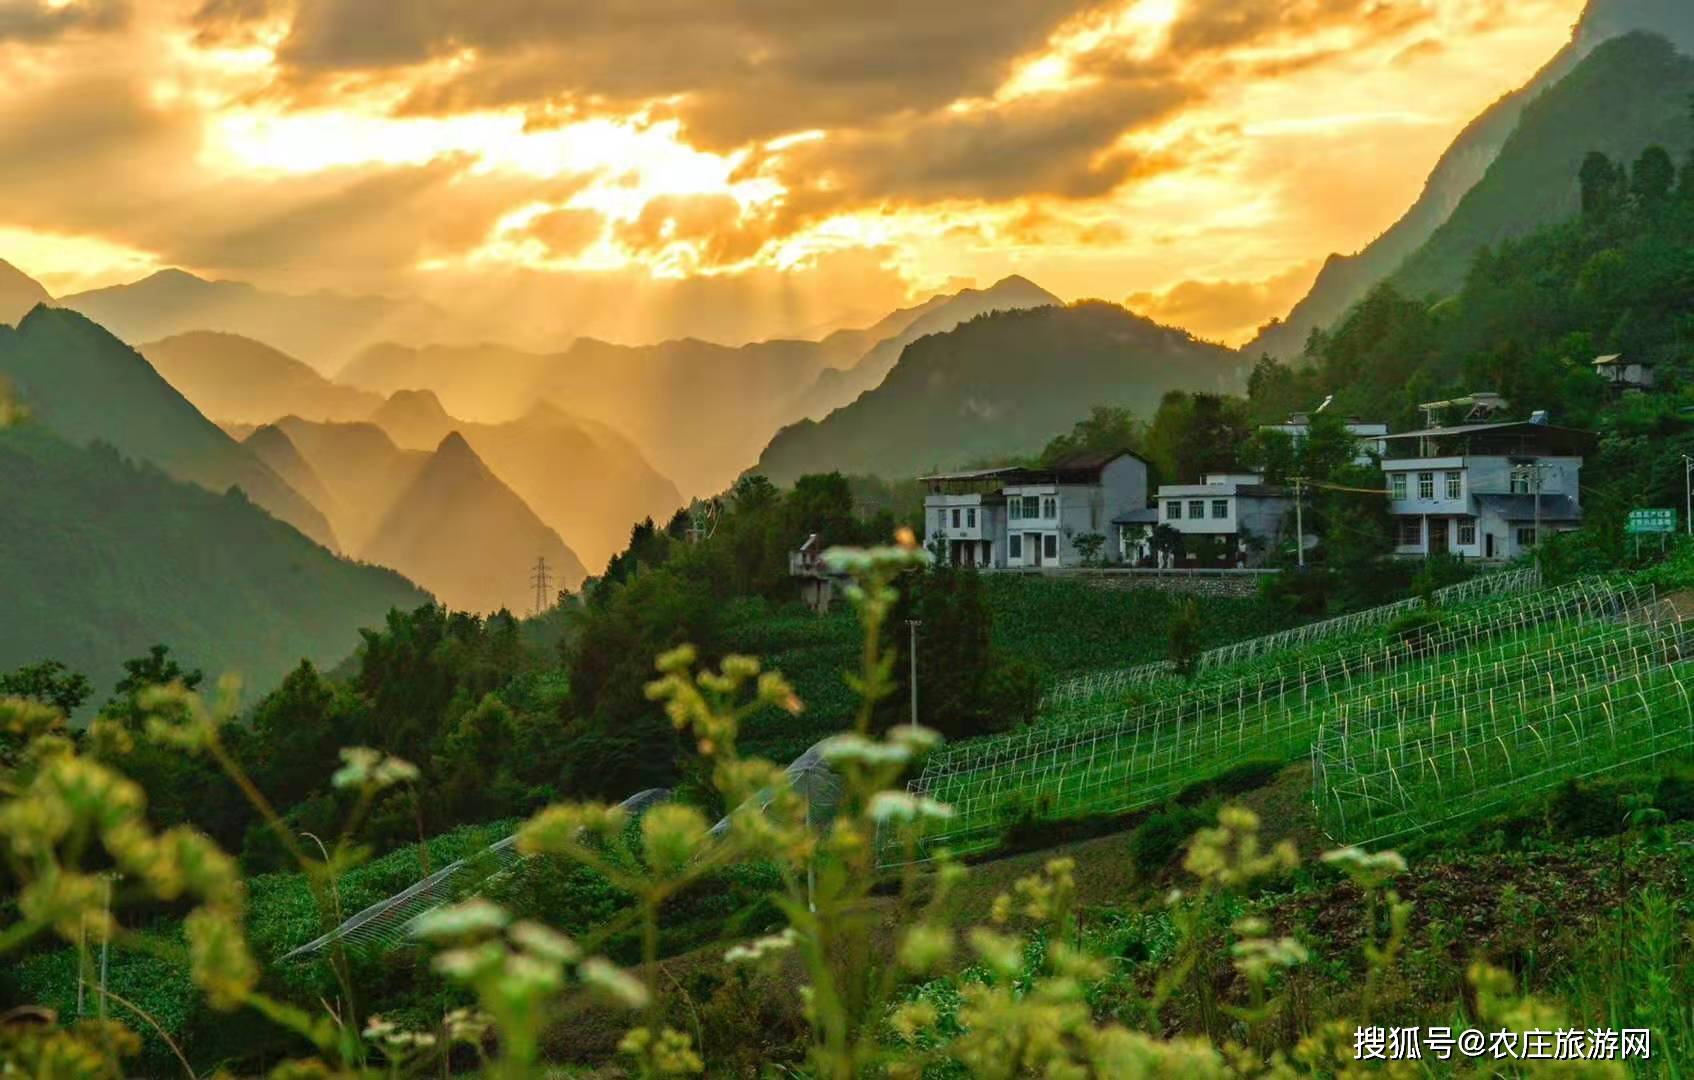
[1626,508,1677,535]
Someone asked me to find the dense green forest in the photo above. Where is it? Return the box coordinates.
[0,421,427,718]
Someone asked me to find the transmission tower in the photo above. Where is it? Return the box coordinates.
[529,555,552,616]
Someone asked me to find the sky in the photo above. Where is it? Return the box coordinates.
[0,0,1589,348]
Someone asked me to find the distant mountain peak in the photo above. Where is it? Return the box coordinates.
[432,429,479,462]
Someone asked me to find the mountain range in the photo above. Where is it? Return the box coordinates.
[1244,0,1694,360]
[0,259,50,326]
[141,331,385,423]
[751,302,1245,486]
[255,417,589,610]
[0,416,428,708]
[337,275,1058,495]
[366,389,681,570]
[0,306,337,549]
[56,269,452,370]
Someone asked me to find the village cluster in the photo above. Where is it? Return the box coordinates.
[905,360,1653,573]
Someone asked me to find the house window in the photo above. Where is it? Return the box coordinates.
[1391,473,1407,501]
[1043,534,1058,560]
[966,508,976,528]
[1457,521,1477,546]
[1189,500,1205,519]
[1167,501,1183,520]
[1022,495,1040,518]
[1009,534,1022,559]
[1517,526,1538,549]
[951,508,960,529]
[1212,500,1229,519]
[1445,471,1462,500]
[1417,472,1434,500]
[1510,470,1531,495]
[1398,518,1422,547]
[1042,496,1057,518]
[1009,499,1021,521]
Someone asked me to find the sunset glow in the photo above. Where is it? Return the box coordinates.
[0,0,1587,345]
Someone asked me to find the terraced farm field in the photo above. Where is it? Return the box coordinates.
[891,575,1677,862]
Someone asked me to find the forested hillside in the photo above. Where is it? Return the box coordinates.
[1391,33,1694,300]
[751,301,1244,485]
[1245,3,1694,359]
[0,421,426,710]
[0,306,337,548]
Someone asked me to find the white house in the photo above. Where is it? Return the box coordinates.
[1381,419,1593,561]
[1592,354,1655,396]
[1259,413,1388,466]
[1153,473,1293,567]
[922,450,1150,568]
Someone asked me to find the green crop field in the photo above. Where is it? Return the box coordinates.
[890,575,1676,862]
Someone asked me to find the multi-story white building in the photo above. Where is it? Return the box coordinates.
[1381,420,1593,561]
[1153,473,1293,567]
[922,450,1150,568]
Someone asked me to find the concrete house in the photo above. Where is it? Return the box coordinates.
[1592,354,1655,396]
[1153,473,1293,567]
[1381,419,1594,561]
[922,450,1150,568]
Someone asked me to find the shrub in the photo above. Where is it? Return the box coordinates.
[1130,806,1209,872]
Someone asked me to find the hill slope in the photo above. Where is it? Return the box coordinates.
[362,433,586,613]
[0,307,336,549]
[783,275,1061,423]
[0,420,427,706]
[58,269,449,371]
[0,260,51,326]
[365,392,682,573]
[750,302,1244,485]
[1391,32,1694,299]
[258,419,428,554]
[141,331,384,423]
[1243,0,1694,359]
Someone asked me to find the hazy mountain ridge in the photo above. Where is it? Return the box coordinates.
[751,301,1245,485]
[0,419,427,708]
[0,259,51,326]
[362,432,586,614]
[259,417,589,610]
[363,390,682,572]
[57,269,452,372]
[1243,0,1694,359]
[141,331,385,423]
[783,275,1062,423]
[0,306,337,550]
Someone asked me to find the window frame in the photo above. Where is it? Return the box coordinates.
[966,507,976,528]
[1042,496,1057,519]
[1398,518,1422,547]
[1516,526,1538,549]
[950,508,960,529]
[1445,471,1462,501]
[1212,499,1229,519]
[1189,500,1206,519]
[1022,495,1040,519]
[1391,473,1407,501]
[1417,472,1434,501]
[1457,521,1477,546]
[1043,534,1058,560]
[1009,534,1022,559]
[1167,501,1183,520]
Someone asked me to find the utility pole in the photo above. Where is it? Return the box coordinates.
[1291,476,1306,568]
[529,556,552,617]
[1683,454,1692,537]
[906,619,921,726]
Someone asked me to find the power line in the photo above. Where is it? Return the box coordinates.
[529,556,552,616]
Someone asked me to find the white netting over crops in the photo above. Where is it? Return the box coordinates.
[1039,566,1541,711]
[1314,602,1694,846]
[280,787,672,961]
[886,576,1654,864]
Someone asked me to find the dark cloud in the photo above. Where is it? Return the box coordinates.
[0,0,127,42]
[1167,0,1431,54]
[211,0,1117,148]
